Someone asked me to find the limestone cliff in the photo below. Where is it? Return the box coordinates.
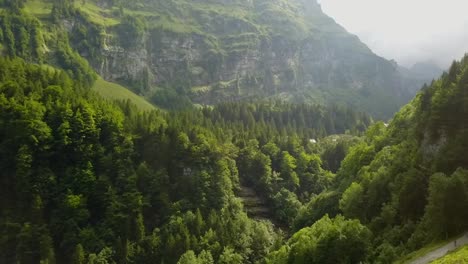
[69,0,426,118]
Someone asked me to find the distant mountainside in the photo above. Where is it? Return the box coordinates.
[2,0,428,118]
[409,61,444,80]
[397,61,444,94]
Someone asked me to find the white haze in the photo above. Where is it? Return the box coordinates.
[317,0,468,68]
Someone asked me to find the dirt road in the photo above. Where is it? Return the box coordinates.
[409,232,468,264]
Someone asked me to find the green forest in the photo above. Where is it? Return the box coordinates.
[1,0,467,263]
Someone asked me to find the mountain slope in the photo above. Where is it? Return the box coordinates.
[92,78,157,111]
[284,55,468,263]
[408,61,444,81]
[16,0,426,118]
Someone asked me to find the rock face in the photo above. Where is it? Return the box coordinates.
[77,0,426,118]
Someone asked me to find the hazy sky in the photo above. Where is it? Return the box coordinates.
[317,0,468,68]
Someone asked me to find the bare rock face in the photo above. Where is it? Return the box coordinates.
[101,47,147,81]
[73,0,427,118]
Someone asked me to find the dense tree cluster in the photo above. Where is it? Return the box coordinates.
[297,56,468,262]
[261,56,468,264]
[0,52,370,263]
[0,13,44,61]
[0,57,286,263]
[266,215,372,264]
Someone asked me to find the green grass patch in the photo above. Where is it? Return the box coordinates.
[124,9,159,18]
[147,14,201,34]
[188,1,250,20]
[431,245,468,263]
[24,0,52,18]
[92,78,156,111]
[74,2,120,26]
[191,85,212,93]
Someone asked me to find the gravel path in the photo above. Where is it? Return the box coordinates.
[410,232,468,264]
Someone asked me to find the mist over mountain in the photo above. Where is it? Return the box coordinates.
[25,0,429,119]
[395,61,444,95]
[318,0,468,68]
[408,61,444,80]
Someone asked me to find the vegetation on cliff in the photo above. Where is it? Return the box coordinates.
[3,0,431,119]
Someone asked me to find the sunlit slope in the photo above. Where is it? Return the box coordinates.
[432,245,468,263]
[92,78,156,111]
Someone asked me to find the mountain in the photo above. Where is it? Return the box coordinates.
[409,61,444,80]
[8,0,426,118]
[395,62,441,96]
[397,61,444,94]
[280,55,468,263]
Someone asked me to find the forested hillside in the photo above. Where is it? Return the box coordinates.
[265,56,468,263]
[0,56,370,263]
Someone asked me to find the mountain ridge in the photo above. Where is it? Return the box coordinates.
[21,0,427,118]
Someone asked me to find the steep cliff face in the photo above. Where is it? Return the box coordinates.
[71,0,424,118]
